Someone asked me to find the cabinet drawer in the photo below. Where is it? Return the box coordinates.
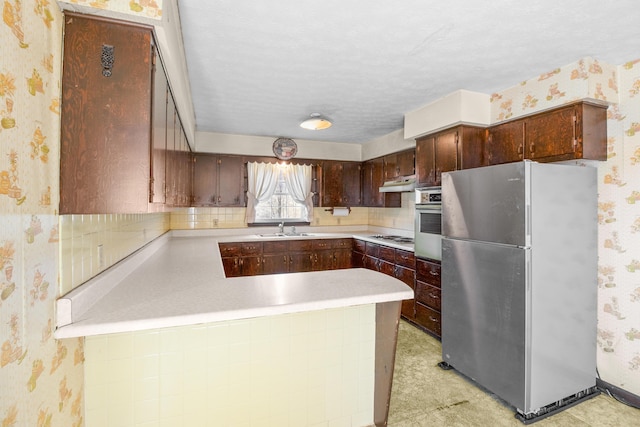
[415,281,441,311]
[263,240,288,253]
[415,303,441,337]
[332,238,353,249]
[313,239,333,250]
[395,265,415,288]
[379,260,395,277]
[289,239,314,252]
[395,249,415,268]
[241,242,262,255]
[218,243,241,257]
[379,246,396,263]
[353,239,366,253]
[365,242,380,258]
[416,258,441,287]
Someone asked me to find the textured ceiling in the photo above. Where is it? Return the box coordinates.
[178,0,640,144]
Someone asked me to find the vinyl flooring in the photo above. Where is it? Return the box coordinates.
[387,320,639,427]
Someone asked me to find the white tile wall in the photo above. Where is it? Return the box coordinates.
[84,305,376,427]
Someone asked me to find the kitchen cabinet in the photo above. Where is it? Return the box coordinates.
[60,14,154,213]
[192,154,244,206]
[414,257,442,338]
[61,13,192,213]
[220,238,353,277]
[219,242,263,277]
[485,101,607,164]
[384,149,415,180]
[354,239,416,320]
[150,62,168,205]
[320,161,362,207]
[362,157,401,207]
[415,125,485,187]
[262,240,290,274]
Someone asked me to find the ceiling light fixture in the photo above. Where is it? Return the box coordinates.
[300,113,332,130]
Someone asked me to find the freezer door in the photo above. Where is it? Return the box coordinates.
[441,237,528,411]
[442,161,528,246]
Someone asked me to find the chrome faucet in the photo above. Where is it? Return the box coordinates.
[278,222,284,234]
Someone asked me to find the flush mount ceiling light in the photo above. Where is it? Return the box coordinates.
[300,113,332,130]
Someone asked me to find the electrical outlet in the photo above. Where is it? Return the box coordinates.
[97,244,105,269]
[212,218,218,227]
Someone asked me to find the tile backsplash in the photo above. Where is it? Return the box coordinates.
[59,213,171,295]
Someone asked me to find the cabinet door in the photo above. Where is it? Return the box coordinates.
[262,254,289,274]
[352,251,365,268]
[321,161,343,206]
[383,153,398,180]
[333,248,352,269]
[395,265,416,321]
[416,135,436,187]
[192,154,218,206]
[221,257,241,277]
[434,130,458,185]
[312,250,334,271]
[165,97,177,206]
[218,155,244,206]
[341,162,362,206]
[362,158,400,207]
[525,105,576,160]
[240,256,262,276]
[150,63,168,204]
[60,15,153,214]
[486,120,525,165]
[396,149,415,177]
[289,252,313,272]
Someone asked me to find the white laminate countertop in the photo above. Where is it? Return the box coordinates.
[54,230,415,338]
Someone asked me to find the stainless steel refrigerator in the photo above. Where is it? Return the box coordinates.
[440,160,598,422]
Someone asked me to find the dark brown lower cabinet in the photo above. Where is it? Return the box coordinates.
[220,238,353,277]
[414,257,442,338]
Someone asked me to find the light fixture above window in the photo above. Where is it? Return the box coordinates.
[300,113,332,130]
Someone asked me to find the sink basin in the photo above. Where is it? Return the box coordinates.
[258,233,314,238]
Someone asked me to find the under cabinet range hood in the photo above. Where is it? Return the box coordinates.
[379,175,416,193]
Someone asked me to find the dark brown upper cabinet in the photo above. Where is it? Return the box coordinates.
[320,160,362,207]
[60,14,155,214]
[486,101,607,164]
[362,157,401,207]
[384,149,415,180]
[415,125,485,187]
[192,154,244,207]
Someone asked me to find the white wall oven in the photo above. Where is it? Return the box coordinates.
[414,187,442,261]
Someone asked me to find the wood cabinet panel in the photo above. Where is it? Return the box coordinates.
[486,120,525,165]
[151,63,168,204]
[415,303,441,337]
[320,161,362,207]
[193,154,244,207]
[362,158,401,207]
[61,15,153,213]
[486,101,607,164]
[416,125,485,187]
[415,281,441,311]
[262,254,289,275]
[395,249,415,269]
[416,258,441,288]
[289,252,314,272]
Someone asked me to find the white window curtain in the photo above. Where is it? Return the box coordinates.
[245,162,280,223]
[282,163,314,222]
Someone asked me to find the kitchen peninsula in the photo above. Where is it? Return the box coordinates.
[55,230,414,427]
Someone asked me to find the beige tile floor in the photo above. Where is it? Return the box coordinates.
[388,321,639,426]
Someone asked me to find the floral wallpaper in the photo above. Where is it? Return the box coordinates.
[490,57,640,397]
[0,1,84,425]
[1,1,165,426]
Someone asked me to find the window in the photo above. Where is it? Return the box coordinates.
[245,162,313,224]
[254,170,307,223]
